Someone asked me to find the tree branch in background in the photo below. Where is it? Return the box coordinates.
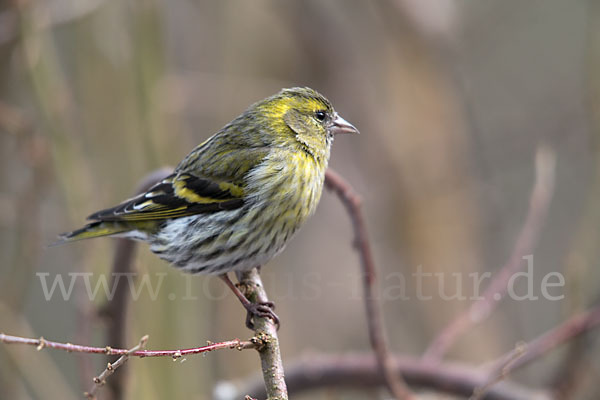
[490,304,600,373]
[470,342,527,400]
[423,147,556,361]
[237,268,288,399]
[549,295,600,398]
[97,167,173,399]
[239,354,549,400]
[470,304,600,398]
[325,169,415,400]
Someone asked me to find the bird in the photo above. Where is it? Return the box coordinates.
[57,87,359,328]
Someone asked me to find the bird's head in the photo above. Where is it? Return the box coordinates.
[256,87,359,161]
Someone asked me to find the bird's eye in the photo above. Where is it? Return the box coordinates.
[315,111,327,122]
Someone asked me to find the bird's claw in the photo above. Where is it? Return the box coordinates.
[244,301,279,330]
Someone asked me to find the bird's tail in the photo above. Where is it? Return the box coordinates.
[52,221,133,246]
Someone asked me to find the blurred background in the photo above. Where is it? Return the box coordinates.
[0,0,598,399]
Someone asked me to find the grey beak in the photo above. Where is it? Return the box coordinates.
[331,113,359,135]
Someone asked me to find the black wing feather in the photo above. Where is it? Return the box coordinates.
[87,174,244,222]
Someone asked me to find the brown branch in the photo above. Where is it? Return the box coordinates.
[237,354,549,400]
[549,294,600,397]
[489,304,600,373]
[237,268,288,399]
[84,335,149,400]
[462,304,600,397]
[0,333,256,357]
[423,147,556,361]
[324,169,415,400]
[98,167,172,399]
[471,343,527,400]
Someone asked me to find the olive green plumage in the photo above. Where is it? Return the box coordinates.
[59,87,358,274]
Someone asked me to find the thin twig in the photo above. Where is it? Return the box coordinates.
[467,304,600,397]
[470,342,527,400]
[489,304,600,373]
[238,268,288,400]
[549,294,600,397]
[324,169,415,400]
[84,335,149,400]
[423,147,556,361]
[0,333,256,357]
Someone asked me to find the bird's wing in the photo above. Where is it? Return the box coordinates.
[87,173,245,222]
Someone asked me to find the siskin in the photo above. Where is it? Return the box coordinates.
[58,87,358,328]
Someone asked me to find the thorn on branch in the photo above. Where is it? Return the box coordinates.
[172,350,182,361]
[36,336,45,351]
[250,335,267,352]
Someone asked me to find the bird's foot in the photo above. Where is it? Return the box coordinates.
[244,301,279,330]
